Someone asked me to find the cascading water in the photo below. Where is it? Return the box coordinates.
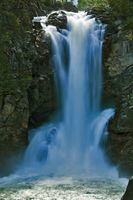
[67,0,78,6]
[21,11,115,177]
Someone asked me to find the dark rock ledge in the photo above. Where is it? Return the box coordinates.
[122,178,133,200]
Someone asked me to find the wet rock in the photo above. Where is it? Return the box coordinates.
[0,91,29,176]
[122,178,133,200]
[0,92,29,145]
[104,29,133,175]
[28,26,56,128]
[46,11,67,29]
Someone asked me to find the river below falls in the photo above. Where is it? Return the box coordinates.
[0,176,127,200]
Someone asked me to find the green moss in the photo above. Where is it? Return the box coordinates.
[79,0,133,32]
[0,0,35,93]
[108,0,133,30]
[78,0,109,10]
[125,32,133,41]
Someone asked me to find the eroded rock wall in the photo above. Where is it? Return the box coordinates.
[104,28,133,176]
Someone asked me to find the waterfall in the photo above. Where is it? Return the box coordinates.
[67,0,78,6]
[21,11,115,177]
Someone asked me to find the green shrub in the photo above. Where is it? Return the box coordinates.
[78,0,109,9]
[108,0,133,31]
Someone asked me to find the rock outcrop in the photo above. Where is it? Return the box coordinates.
[121,178,133,200]
[0,0,132,177]
[28,22,56,128]
[0,91,29,175]
[104,23,133,176]
[46,11,67,29]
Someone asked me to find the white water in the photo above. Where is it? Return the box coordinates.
[18,11,116,177]
[0,176,127,200]
[67,0,78,6]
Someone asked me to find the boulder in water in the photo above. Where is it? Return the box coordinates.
[46,11,67,29]
[122,178,133,200]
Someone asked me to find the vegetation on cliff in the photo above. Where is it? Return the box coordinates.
[79,0,133,36]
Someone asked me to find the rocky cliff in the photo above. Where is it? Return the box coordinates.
[104,30,133,176]
[0,1,132,177]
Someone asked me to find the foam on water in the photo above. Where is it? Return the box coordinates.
[0,175,127,200]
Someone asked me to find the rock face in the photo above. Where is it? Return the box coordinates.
[0,91,29,175]
[104,25,133,175]
[121,178,133,200]
[46,11,67,29]
[28,24,56,128]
